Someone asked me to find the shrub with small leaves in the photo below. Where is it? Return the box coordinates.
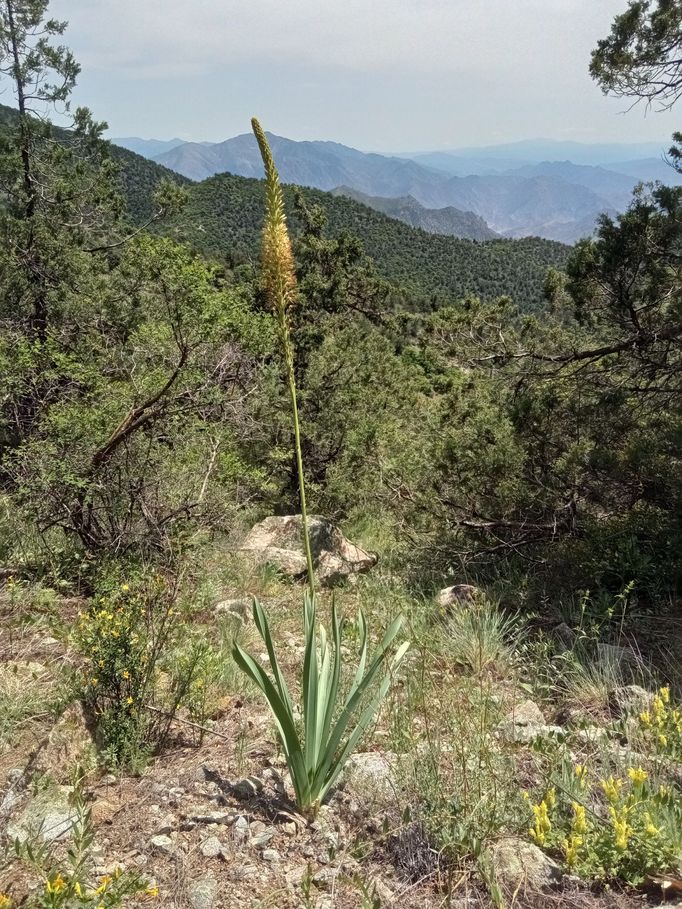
[75,570,196,768]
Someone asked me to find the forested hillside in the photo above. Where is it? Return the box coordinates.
[159,171,569,309]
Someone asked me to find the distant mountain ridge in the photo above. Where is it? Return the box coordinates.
[330,186,499,240]
[111,131,682,244]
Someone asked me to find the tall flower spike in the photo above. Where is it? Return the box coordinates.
[251,118,315,594]
[251,117,297,317]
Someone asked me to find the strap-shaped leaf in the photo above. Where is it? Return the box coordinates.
[251,597,294,716]
[232,640,309,806]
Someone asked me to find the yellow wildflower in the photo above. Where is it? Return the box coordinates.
[574,764,588,788]
[658,734,668,748]
[601,776,623,803]
[639,709,652,727]
[46,874,66,893]
[571,801,587,834]
[122,670,130,679]
[95,875,112,895]
[563,833,583,868]
[121,583,130,592]
[0,893,11,909]
[545,787,556,809]
[627,766,647,786]
[530,799,552,845]
[660,686,670,704]
[608,805,632,851]
[146,885,159,897]
[91,677,99,686]
[127,697,134,705]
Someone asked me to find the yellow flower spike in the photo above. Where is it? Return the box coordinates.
[571,801,587,834]
[627,766,647,786]
[660,686,670,704]
[639,709,652,727]
[601,776,623,803]
[545,787,556,809]
[658,733,668,748]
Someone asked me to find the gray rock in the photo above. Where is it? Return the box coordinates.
[344,751,400,801]
[190,811,235,825]
[610,684,655,718]
[262,848,281,863]
[200,836,223,858]
[7,784,78,843]
[485,837,562,893]
[149,834,175,855]
[214,598,252,622]
[233,815,249,844]
[33,702,96,783]
[435,584,481,611]
[551,622,577,651]
[596,643,640,674]
[251,827,275,847]
[240,515,376,586]
[313,867,338,890]
[187,876,218,909]
[498,701,563,743]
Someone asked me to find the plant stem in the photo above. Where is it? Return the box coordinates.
[280,311,316,597]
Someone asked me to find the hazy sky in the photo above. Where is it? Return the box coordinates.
[41,0,680,150]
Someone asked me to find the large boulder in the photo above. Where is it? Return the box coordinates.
[240,515,376,586]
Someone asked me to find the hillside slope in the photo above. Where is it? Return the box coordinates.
[330,186,499,240]
[161,172,569,310]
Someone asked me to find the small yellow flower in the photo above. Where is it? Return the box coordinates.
[0,893,11,908]
[563,833,583,868]
[639,709,652,727]
[601,776,623,803]
[574,764,588,789]
[127,697,134,705]
[571,801,587,834]
[121,583,130,592]
[660,686,670,704]
[122,670,130,679]
[146,885,159,897]
[627,766,647,786]
[91,677,99,686]
[545,787,556,809]
[46,874,67,893]
[658,734,668,748]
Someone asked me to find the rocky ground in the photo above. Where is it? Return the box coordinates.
[1,519,681,908]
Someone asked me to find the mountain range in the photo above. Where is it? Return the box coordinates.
[114,132,682,244]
